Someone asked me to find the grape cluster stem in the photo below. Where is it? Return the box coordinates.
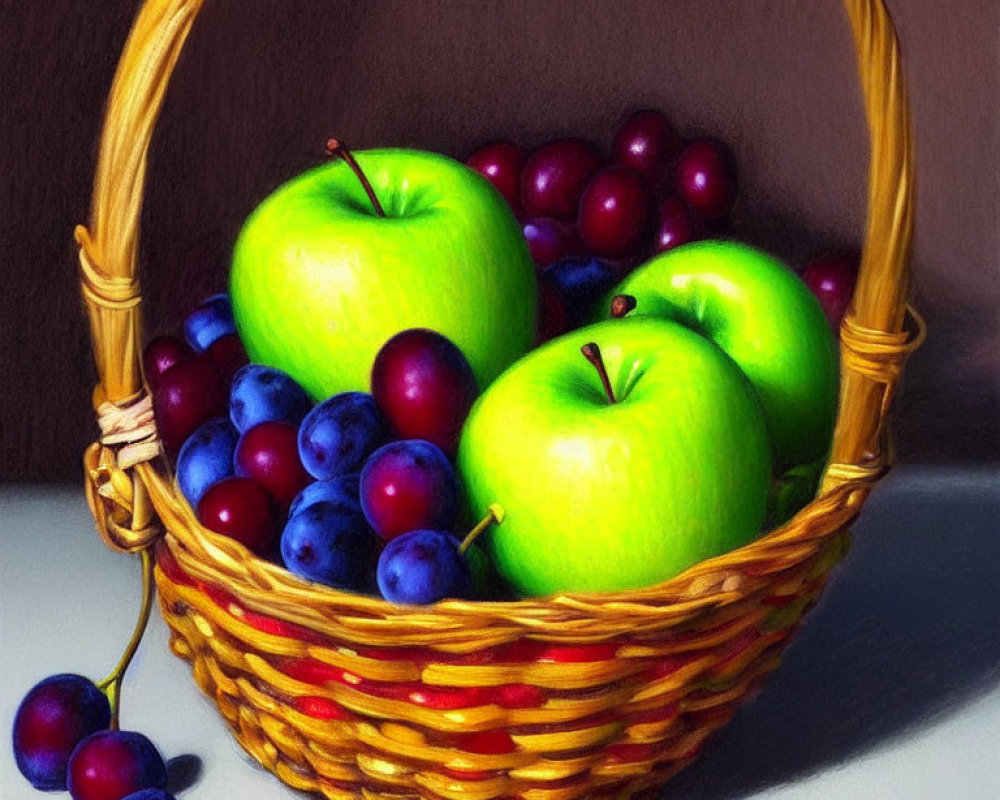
[96,548,155,730]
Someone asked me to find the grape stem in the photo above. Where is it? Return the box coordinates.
[97,548,155,730]
[325,138,386,218]
[458,504,505,555]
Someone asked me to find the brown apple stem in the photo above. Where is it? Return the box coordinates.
[458,504,505,555]
[325,137,386,218]
[581,342,616,404]
[610,294,637,319]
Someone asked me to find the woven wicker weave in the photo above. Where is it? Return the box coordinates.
[78,1,925,798]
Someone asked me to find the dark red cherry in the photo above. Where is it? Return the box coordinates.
[577,167,651,258]
[370,329,478,458]
[652,197,697,254]
[672,138,737,221]
[466,141,526,215]
[611,109,681,187]
[233,421,312,512]
[802,250,861,331]
[142,335,192,391]
[151,352,227,457]
[66,729,167,800]
[197,476,278,555]
[522,217,583,269]
[520,139,603,220]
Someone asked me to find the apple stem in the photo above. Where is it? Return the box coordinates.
[458,504,505,555]
[581,342,616,404]
[325,137,386,218]
[611,294,637,319]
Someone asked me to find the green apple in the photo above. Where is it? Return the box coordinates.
[599,240,838,470]
[230,148,537,400]
[456,317,772,597]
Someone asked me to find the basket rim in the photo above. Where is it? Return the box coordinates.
[146,457,859,634]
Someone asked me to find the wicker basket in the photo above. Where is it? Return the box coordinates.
[78,1,925,798]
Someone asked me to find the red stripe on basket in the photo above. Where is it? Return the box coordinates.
[277,657,548,710]
[628,703,680,724]
[493,683,547,708]
[642,653,704,681]
[498,641,621,663]
[440,767,495,781]
[292,695,352,720]
[280,657,358,686]
[451,730,517,754]
[605,742,664,764]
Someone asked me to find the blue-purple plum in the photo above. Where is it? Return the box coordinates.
[281,499,378,590]
[376,529,472,605]
[12,674,111,790]
[541,256,619,328]
[298,392,385,481]
[121,790,178,800]
[182,293,236,351]
[288,473,359,519]
[176,417,238,507]
[229,363,312,433]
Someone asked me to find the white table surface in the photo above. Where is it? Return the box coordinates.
[2,465,998,799]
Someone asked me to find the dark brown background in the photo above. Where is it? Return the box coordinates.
[2,0,997,481]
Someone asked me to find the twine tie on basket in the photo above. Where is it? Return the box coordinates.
[84,393,163,554]
[822,304,926,496]
[76,225,142,311]
[839,303,926,418]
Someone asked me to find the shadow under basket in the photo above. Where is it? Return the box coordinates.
[77,0,925,798]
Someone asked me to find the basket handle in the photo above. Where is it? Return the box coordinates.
[76,0,920,542]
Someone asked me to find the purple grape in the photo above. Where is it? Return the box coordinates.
[281,498,378,590]
[121,791,178,800]
[67,729,167,800]
[376,529,472,605]
[175,417,238,507]
[541,256,619,328]
[360,440,459,541]
[229,363,312,433]
[182,293,236,351]
[298,392,385,481]
[287,473,359,519]
[12,674,111,790]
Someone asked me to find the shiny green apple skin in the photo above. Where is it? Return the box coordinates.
[230,148,537,400]
[457,317,772,597]
[600,240,838,470]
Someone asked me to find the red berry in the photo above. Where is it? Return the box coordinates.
[197,476,278,555]
[142,335,192,392]
[206,333,249,390]
[233,421,312,511]
[672,138,737,221]
[151,353,227,457]
[66,729,167,800]
[802,250,861,331]
[359,440,459,541]
[652,197,697,254]
[522,217,583,269]
[611,109,681,187]
[577,166,651,258]
[370,329,478,458]
[466,141,526,215]
[520,139,603,220]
